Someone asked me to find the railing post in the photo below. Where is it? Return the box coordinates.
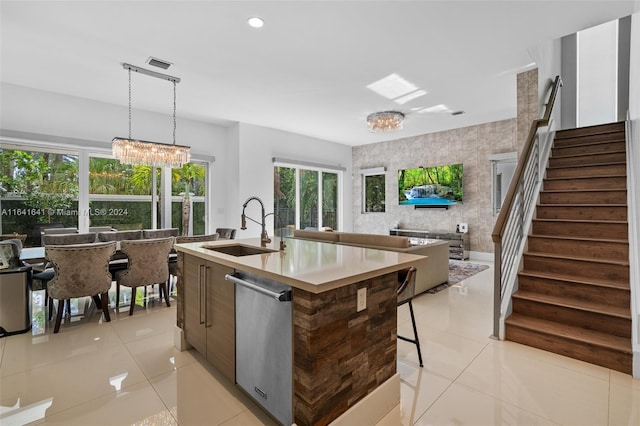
[492,242,502,339]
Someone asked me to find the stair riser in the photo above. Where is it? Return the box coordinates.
[511,298,631,338]
[554,132,626,147]
[531,220,629,240]
[527,237,629,261]
[518,274,630,303]
[546,163,627,179]
[536,205,627,221]
[539,190,627,204]
[548,152,626,168]
[555,123,625,141]
[543,176,626,191]
[552,140,626,157]
[523,255,629,282]
[505,325,632,374]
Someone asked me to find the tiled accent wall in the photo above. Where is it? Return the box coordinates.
[352,70,538,254]
[292,272,397,426]
[518,68,540,150]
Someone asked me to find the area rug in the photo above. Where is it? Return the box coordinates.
[426,260,490,294]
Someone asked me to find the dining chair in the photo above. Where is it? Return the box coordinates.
[45,241,117,333]
[397,266,423,367]
[215,228,237,239]
[36,232,98,318]
[42,227,79,235]
[97,230,143,242]
[114,237,174,315]
[42,232,96,246]
[142,228,179,239]
[171,233,220,295]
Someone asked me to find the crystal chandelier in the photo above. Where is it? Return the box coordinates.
[112,63,190,168]
[366,111,405,132]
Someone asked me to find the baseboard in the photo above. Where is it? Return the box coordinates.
[469,251,494,262]
[328,373,400,426]
[174,325,191,351]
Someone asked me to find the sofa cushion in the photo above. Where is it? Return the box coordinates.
[338,232,409,249]
[292,229,340,242]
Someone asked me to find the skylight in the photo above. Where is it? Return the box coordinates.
[366,73,417,100]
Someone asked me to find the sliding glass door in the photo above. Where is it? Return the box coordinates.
[274,164,341,233]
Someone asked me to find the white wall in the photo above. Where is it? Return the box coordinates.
[577,20,619,126]
[234,123,353,239]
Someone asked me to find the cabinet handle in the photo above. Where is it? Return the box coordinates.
[199,264,205,325]
[205,266,212,328]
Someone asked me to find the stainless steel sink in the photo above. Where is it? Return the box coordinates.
[203,244,277,257]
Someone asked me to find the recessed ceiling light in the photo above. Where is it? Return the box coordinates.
[248,17,264,28]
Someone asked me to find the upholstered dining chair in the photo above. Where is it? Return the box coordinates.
[36,232,98,318]
[397,266,423,367]
[215,228,236,240]
[171,233,220,295]
[42,232,96,246]
[45,241,116,333]
[142,228,179,239]
[114,237,174,315]
[97,230,143,242]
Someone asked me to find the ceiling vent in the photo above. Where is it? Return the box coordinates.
[451,110,465,116]
[146,57,172,70]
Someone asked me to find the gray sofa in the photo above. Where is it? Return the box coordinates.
[291,230,449,294]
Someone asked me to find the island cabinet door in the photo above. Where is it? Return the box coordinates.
[183,254,207,355]
[205,261,236,383]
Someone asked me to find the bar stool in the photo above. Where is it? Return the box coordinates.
[397,266,423,367]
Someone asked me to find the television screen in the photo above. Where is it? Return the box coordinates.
[398,164,463,206]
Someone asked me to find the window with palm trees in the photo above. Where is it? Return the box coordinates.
[1,145,208,244]
[274,164,340,233]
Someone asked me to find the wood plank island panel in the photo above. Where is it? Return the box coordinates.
[292,271,398,426]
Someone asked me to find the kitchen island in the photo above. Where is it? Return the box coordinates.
[174,237,428,426]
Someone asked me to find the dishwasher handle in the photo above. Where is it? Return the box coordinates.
[225,274,292,302]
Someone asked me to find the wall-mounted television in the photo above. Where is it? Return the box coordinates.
[398,164,463,207]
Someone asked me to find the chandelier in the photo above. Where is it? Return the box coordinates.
[112,63,190,168]
[366,111,405,132]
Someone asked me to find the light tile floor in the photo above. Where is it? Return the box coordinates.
[0,261,638,425]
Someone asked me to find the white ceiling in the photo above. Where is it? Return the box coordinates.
[0,1,635,146]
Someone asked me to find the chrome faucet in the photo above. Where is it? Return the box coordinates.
[241,196,272,247]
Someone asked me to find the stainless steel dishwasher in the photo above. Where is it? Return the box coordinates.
[225,271,292,426]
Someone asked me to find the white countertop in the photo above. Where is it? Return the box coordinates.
[175,237,428,293]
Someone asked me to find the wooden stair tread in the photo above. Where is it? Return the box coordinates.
[518,270,631,290]
[553,139,625,148]
[537,203,627,208]
[532,218,628,225]
[525,251,630,266]
[506,314,632,353]
[546,161,626,170]
[513,290,632,319]
[550,149,626,159]
[528,234,628,244]
[544,174,627,181]
[540,188,625,193]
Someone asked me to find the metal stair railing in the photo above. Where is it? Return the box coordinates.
[491,75,562,339]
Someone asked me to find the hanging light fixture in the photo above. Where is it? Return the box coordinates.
[366,111,405,132]
[112,63,190,168]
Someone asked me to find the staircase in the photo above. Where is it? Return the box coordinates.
[505,121,632,375]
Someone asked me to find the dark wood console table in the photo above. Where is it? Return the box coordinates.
[390,228,469,260]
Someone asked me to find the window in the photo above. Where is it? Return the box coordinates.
[361,167,386,213]
[1,139,211,245]
[274,162,342,233]
[88,156,154,230]
[1,146,79,246]
[171,162,207,236]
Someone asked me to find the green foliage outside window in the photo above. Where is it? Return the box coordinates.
[364,174,385,213]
